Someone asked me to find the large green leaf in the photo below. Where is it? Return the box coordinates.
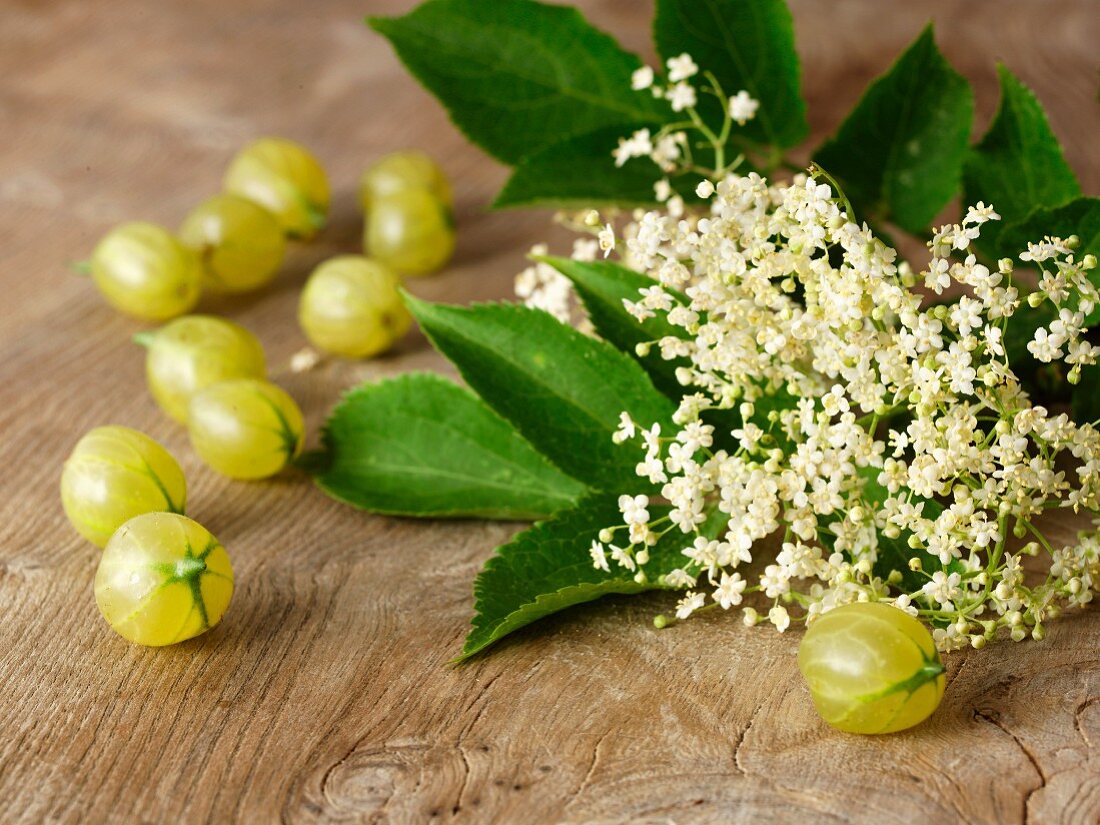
[461,494,693,659]
[494,126,672,210]
[653,0,807,149]
[814,26,973,233]
[313,373,586,519]
[405,296,674,492]
[369,0,665,165]
[963,65,1081,256]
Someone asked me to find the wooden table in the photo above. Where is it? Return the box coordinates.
[2,1,1098,821]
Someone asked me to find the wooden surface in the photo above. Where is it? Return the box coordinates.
[2,1,1098,822]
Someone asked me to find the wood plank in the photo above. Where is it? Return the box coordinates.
[0,1,1097,821]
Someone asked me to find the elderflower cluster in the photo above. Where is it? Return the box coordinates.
[518,52,759,322]
[515,56,1100,651]
[587,172,1100,651]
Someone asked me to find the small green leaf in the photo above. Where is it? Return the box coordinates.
[313,373,587,519]
[460,494,692,659]
[814,26,973,233]
[405,296,674,492]
[495,126,670,210]
[653,0,807,149]
[964,65,1081,256]
[369,0,665,165]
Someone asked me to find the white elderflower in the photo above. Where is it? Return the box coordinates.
[675,591,706,619]
[728,90,759,125]
[574,69,1100,649]
[769,605,791,632]
[667,82,697,113]
[714,572,747,609]
[612,412,637,445]
[590,541,610,572]
[631,65,655,91]
[666,53,698,82]
[613,128,653,167]
[597,223,615,258]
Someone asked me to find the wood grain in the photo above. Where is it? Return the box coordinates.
[0,1,1098,822]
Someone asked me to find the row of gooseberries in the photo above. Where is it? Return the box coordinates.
[85,138,329,321]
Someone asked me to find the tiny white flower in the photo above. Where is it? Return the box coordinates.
[666,53,698,82]
[695,180,715,199]
[598,223,616,258]
[727,90,759,125]
[631,65,655,91]
[609,544,636,572]
[769,605,791,632]
[714,572,747,609]
[289,347,321,373]
[612,412,637,444]
[590,540,610,572]
[675,591,706,619]
[667,82,697,112]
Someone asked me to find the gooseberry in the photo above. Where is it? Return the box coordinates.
[178,194,286,293]
[358,150,452,212]
[61,426,186,548]
[363,188,455,276]
[136,315,266,423]
[88,222,202,321]
[298,255,410,358]
[223,137,330,239]
[95,512,233,646]
[187,378,304,479]
[797,602,945,734]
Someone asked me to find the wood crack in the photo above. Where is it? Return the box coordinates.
[575,729,611,800]
[974,709,1046,824]
[733,701,765,776]
[1073,696,1100,749]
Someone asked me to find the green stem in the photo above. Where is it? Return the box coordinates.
[132,330,157,348]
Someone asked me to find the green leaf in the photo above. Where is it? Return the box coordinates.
[814,26,973,233]
[313,373,587,519]
[539,255,688,399]
[963,65,1081,256]
[653,0,807,149]
[461,494,691,659]
[405,296,674,492]
[1072,365,1100,427]
[495,126,670,210]
[369,0,666,165]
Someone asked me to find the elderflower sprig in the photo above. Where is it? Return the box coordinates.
[593,169,1100,651]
